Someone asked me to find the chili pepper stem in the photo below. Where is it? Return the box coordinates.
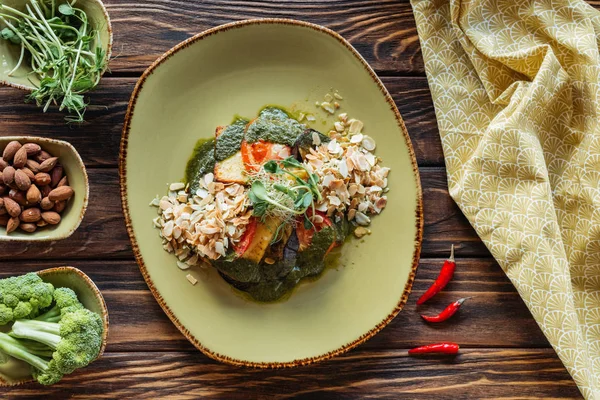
[449,244,454,262]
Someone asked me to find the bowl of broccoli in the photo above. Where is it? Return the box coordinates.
[0,267,108,386]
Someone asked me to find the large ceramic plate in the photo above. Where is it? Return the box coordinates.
[120,19,423,367]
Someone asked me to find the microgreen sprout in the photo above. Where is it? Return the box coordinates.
[0,0,108,123]
[248,157,323,228]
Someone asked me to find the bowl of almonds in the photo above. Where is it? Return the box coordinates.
[0,137,88,240]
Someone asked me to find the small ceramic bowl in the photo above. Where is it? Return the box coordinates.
[0,0,112,91]
[0,266,109,386]
[0,136,89,241]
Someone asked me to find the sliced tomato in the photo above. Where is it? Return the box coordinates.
[241,140,291,172]
[296,210,333,251]
[233,217,258,257]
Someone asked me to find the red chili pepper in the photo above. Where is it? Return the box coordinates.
[417,245,456,305]
[408,342,459,355]
[421,297,471,323]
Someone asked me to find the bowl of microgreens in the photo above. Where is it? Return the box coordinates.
[0,0,112,123]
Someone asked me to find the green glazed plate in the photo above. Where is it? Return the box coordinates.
[121,19,423,367]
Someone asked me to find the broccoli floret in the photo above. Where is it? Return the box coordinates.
[34,288,84,323]
[3,308,103,385]
[0,273,54,325]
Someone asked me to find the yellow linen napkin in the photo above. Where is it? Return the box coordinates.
[411,0,600,397]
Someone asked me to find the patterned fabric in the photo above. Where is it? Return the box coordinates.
[411,0,600,397]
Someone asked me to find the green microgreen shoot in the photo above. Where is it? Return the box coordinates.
[0,0,107,123]
[248,157,323,227]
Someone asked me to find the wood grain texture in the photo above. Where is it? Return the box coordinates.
[103,0,424,75]
[0,167,489,260]
[0,77,442,167]
[0,258,548,352]
[3,349,579,399]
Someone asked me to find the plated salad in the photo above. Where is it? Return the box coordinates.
[151,106,390,301]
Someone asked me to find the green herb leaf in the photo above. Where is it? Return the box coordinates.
[302,192,313,208]
[281,156,302,168]
[263,160,280,174]
[58,4,74,16]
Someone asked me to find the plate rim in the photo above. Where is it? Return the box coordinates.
[119,18,424,368]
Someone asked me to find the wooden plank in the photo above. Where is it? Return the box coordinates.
[103,0,424,75]
[0,167,489,260]
[0,77,443,167]
[2,349,580,399]
[0,258,547,351]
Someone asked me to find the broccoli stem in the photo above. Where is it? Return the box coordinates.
[0,332,49,372]
[35,306,61,322]
[11,320,61,349]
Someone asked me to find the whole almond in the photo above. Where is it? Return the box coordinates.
[14,170,31,191]
[12,147,28,169]
[40,185,51,198]
[41,211,61,225]
[48,186,74,202]
[6,216,19,233]
[0,158,8,172]
[3,166,15,185]
[26,184,42,204]
[3,197,20,217]
[20,207,41,223]
[35,150,51,163]
[38,157,58,173]
[57,176,68,187]
[9,189,26,206]
[26,159,40,173]
[36,220,48,227]
[0,215,8,226]
[53,201,66,213]
[0,197,4,208]
[20,223,37,233]
[3,141,21,162]
[23,143,41,156]
[21,167,35,181]
[34,173,51,186]
[50,165,63,188]
[40,197,54,210]
[0,208,6,216]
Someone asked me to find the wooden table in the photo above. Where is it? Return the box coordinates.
[0,1,587,398]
